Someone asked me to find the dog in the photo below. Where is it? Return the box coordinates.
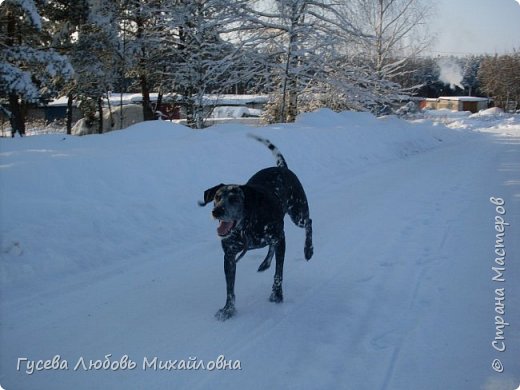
[199,134,313,320]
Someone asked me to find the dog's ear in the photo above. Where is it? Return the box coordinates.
[198,183,225,207]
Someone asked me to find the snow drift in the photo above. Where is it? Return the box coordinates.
[0,110,466,288]
[1,109,519,390]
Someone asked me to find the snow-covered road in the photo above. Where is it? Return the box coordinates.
[1,111,519,389]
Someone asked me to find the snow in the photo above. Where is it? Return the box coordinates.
[1,110,519,389]
[471,107,505,117]
[0,62,39,101]
[438,96,490,102]
[71,104,144,136]
[210,106,262,119]
[1,46,73,103]
[99,93,268,107]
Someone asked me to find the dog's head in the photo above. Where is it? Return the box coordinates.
[199,184,246,237]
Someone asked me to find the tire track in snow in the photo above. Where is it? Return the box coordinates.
[308,138,493,390]
[374,135,515,390]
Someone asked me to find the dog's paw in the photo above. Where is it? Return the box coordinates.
[257,259,271,272]
[304,244,313,260]
[215,306,236,321]
[269,290,283,303]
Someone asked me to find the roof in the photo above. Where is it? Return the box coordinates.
[438,96,489,102]
[47,93,269,107]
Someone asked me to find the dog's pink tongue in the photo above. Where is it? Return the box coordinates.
[217,221,234,236]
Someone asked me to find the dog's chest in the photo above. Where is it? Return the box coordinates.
[248,224,278,248]
[223,220,282,253]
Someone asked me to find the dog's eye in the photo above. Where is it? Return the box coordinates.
[215,195,221,202]
[228,195,239,204]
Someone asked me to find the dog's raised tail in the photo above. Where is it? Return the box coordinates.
[248,134,287,169]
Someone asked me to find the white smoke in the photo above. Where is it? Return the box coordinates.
[437,58,464,90]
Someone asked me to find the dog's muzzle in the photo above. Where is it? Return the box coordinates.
[217,220,236,237]
[212,207,237,237]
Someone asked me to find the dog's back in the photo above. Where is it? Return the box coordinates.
[248,135,313,260]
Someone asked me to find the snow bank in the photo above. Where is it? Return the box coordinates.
[72,104,144,136]
[210,106,262,118]
[0,110,467,290]
[420,108,472,119]
[470,107,504,117]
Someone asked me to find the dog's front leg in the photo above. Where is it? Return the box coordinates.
[269,234,285,303]
[215,253,237,321]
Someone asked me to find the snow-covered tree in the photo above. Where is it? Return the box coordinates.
[461,55,482,97]
[390,55,441,98]
[478,51,520,111]
[117,0,167,122]
[347,0,434,113]
[41,0,90,134]
[74,26,120,132]
[61,0,121,133]
[0,0,73,136]
[153,0,253,128]
[241,0,362,122]
[298,56,404,114]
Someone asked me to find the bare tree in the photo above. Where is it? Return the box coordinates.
[348,0,434,112]
[119,0,166,122]
[242,0,360,122]
[478,51,520,111]
[149,0,253,128]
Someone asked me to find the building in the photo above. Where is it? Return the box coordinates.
[419,96,491,113]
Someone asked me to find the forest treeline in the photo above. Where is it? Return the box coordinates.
[1,0,519,135]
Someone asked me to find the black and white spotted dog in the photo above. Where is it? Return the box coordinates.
[199,134,313,321]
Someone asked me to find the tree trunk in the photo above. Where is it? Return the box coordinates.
[66,94,73,135]
[194,97,204,129]
[156,92,163,119]
[136,12,155,122]
[7,9,25,136]
[106,92,114,129]
[286,89,298,123]
[375,0,384,77]
[97,96,103,134]
[279,55,290,123]
[280,2,304,123]
[8,93,25,137]
[281,50,299,123]
[140,73,155,121]
[184,87,195,128]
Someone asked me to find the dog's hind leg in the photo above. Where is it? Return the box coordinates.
[258,245,275,272]
[269,235,285,303]
[304,218,313,260]
[287,195,313,260]
[290,212,314,261]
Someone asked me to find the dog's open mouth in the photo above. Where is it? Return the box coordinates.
[217,220,236,237]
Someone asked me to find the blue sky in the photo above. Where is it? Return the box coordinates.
[428,0,520,55]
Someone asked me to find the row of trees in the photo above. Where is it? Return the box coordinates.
[1,0,434,134]
[1,1,518,136]
[395,53,520,106]
[478,53,520,111]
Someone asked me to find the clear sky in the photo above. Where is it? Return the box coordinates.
[428,0,520,56]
